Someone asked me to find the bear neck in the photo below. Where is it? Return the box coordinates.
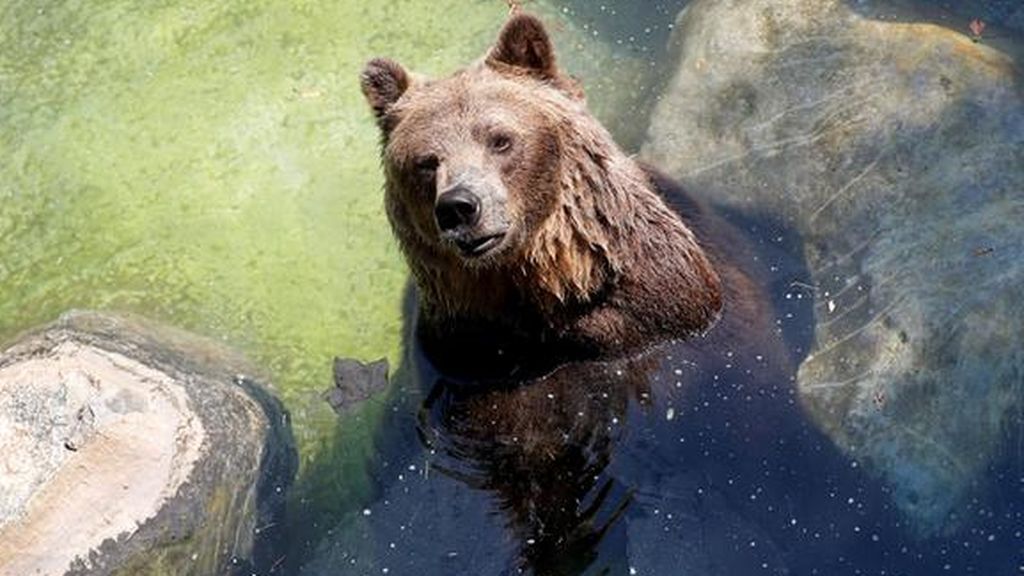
[517,123,724,342]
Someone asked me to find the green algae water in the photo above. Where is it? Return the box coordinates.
[0,0,657,561]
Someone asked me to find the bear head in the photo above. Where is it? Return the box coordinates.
[360,15,648,308]
[361,14,723,359]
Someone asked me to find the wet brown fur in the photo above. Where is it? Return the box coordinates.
[362,14,739,361]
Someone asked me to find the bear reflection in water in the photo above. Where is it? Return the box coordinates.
[414,343,882,576]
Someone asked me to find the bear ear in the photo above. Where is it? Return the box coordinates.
[360,58,410,121]
[485,13,558,79]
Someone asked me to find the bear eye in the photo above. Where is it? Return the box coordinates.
[488,134,514,154]
[413,155,439,175]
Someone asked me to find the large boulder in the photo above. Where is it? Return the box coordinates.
[0,311,295,575]
[643,0,1023,535]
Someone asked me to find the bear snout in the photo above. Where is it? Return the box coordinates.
[433,185,510,259]
[435,187,482,232]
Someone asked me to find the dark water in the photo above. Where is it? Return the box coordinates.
[295,309,1023,575]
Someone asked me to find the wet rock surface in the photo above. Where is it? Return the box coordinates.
[0,311,295,575]
[642,0,1024,535]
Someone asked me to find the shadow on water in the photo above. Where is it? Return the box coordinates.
[294,177,1022,575]
[228,378,299,575]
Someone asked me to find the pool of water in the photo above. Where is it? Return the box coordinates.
[1,0,1021,574]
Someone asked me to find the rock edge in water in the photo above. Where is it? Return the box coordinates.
[0,310,296,576]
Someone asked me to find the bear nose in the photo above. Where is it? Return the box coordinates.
[435,188,481,232]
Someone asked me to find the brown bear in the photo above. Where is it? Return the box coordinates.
[360,13,774,375]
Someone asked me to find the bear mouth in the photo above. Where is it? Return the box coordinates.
[455,233,506,257]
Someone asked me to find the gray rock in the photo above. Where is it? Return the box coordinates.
[0,311,295,575]
[643,0,1023,535]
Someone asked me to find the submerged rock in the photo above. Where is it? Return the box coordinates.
[643,0,1023,535]
[0,311,295,575]
[325,357,390,414]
